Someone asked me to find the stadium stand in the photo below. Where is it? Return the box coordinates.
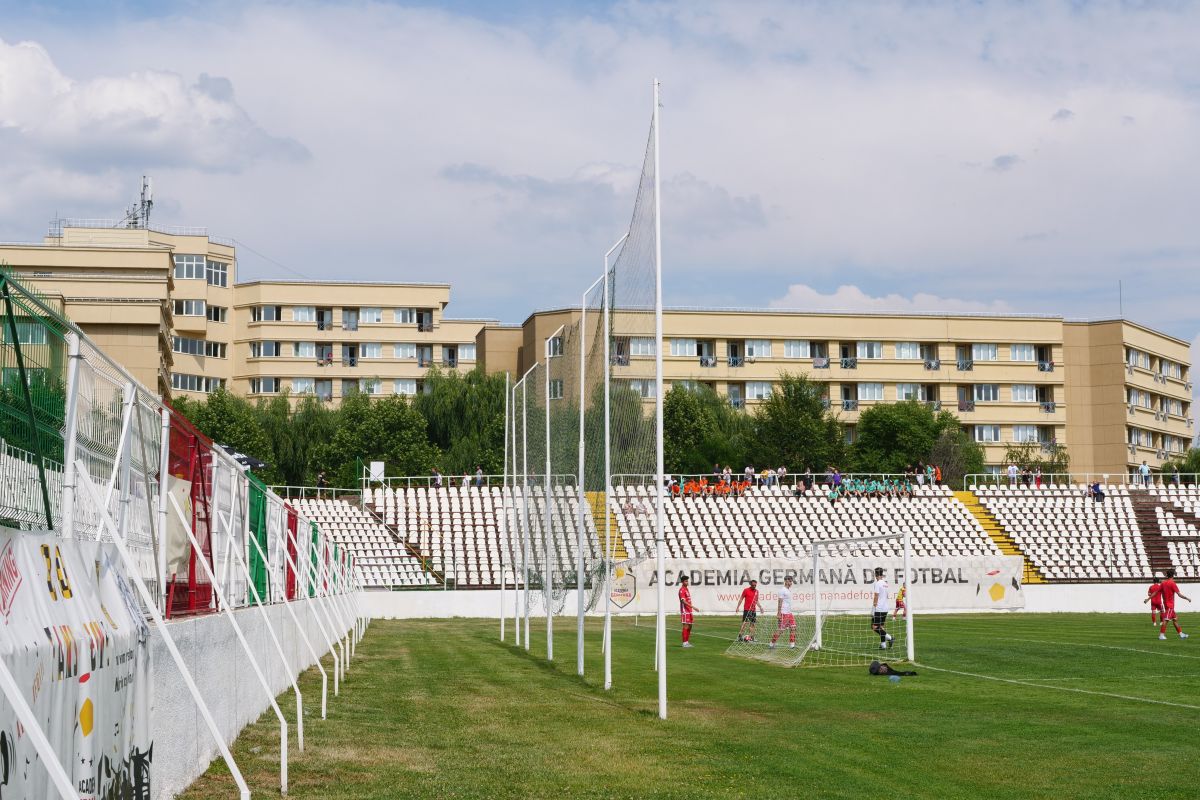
[294,497,435,589]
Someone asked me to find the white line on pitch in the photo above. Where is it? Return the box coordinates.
[992,636,1200,660]
[915,663,1200,711]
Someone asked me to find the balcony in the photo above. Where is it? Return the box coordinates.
[316,320,333,331]
[315,356,334,367]
[341,357,358,367]
[842,399,858,411]
[924,358,941,371]
[699,356,716,368]
[316,392,333,402]
[418,357,433,368]
[1038,360,1055,373]
[342,322,359,332]
[610,354,630,367]
[442,358,458,368]
[820,398,831,410]
[956,359,974,371]
[1040,401,1057,413]
[925,400,942,411]
[731,399,745,410]
[840,357,858,370]
[812,357,830,369]
[728,356,744,368]
[417,322,434,333]
[958,400,976,412]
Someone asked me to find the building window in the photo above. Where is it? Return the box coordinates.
[171,373,223,393]
[746,381,772,401]
[670,338,697,357]
[549,379,564,400]
[291,377,315,395]
[293,306,316,323]
[630,337,656,356]
[1011,384,1038,403]
[294,341,316,358]
[205,259,229,287]
[856,341,883,360]
[1012,424,1039,443]
[251,305,283,322]
[1010,344,1036,362]
[250,341,282,358]
[173,254,205,280]
[974,425,1001,443]
[171,336,225,358]
[895,342,921,360]
[1160,359,1184,380]
[250,377,280,394]
[395,379,418,396]
[974,384,1000,402]
[173,299,206,316]
[746,339,772,358]
[459,343,476,361]
[361,343,383,359]
[1126,348,1151,369]
[784,340,810,359]
[359,379,382,395]
[3,322,48,345]
[857,382,884,401]
[896,383,923,401]
[546,336,563,357]
[206,305,227,323]
[628,379,656,398]
[972,343,999,361]
[361,307,383,324]
[395,343,417,359]
[395,308,416,324]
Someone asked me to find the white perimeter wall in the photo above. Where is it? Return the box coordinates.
[151,597,357,800]
[359,583,1158,619]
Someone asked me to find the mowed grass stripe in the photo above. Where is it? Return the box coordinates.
[180,615,1200,800]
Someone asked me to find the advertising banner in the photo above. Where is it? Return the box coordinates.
[0,529,152,799]
[617,555,1025,614]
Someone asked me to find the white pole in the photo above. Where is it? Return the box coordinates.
[502,371,510,642]
[602,234,625,692]
[544,329,562,662]
[273,519,331,718]
[578,279,599,676]
[521,368,533,650]
[652,78,667,721]
[904,529,915,662]
[157,408,171,613]
[812,543,822,650]
[59,332,81,539]
[169,493,291,795]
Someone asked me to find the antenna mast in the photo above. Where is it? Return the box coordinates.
[122,176,154,228]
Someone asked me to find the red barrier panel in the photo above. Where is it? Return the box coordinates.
[285,503,298,600]
[164,410,215,618]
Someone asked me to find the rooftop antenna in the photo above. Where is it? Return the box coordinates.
[121,176,153,229]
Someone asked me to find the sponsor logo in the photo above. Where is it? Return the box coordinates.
[610,569,636,609]
[0,540,23,622]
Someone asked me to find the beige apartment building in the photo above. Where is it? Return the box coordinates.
[0,221,239,401]
[233,281,493,402]
[512,307,1193,477]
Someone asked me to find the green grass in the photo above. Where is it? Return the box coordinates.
[181,613,1200,799]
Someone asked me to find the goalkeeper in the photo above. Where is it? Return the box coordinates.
[871,567,894,649]
[734,579,764,642]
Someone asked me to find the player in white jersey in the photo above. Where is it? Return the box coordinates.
[769,575,798,649]
[871,567,894,649]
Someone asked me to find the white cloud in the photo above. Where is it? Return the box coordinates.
[769,284,1014,315]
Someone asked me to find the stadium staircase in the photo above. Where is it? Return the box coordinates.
[955,490,1045,584]
[1128,489,1183,576]
[363,497,446,587]
[585,490,627,560]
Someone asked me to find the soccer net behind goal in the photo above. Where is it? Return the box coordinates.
[726,532,913,668]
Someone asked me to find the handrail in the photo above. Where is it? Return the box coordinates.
[964,472,1200,488]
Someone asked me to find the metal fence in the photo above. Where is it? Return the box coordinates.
[965,472,1200,489]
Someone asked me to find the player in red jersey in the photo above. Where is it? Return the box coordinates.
[1145,573,1165,627]
[735,579,764,642]
[678,574,695,648]
[1158,568,1191,640]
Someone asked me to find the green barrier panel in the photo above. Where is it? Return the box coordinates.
[247,473,270,602]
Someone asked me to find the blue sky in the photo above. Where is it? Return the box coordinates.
[1,1,1198,369]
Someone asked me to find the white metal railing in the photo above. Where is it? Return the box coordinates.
[965,472,1200,489]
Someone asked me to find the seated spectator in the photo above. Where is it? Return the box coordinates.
[1088,481,1105,503]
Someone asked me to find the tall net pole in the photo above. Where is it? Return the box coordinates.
[652,78,667,721]
[601,236,624,692]
[543,331,562,661]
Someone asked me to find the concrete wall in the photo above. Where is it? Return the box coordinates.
[358,583,1159,620]
[151,596,357,800]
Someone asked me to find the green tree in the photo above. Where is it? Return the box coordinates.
[1159,448,1200,481]
[929,428,986,489]
[749,372,845,472]
[1002,441,1070,477]
[664,384,754,474]
[318,392,439,487]
[414,367,507,475]
[852,402,961,474]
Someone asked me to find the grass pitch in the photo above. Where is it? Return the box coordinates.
[181,613,1200,799]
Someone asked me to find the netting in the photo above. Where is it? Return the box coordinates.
[725,533,913,667]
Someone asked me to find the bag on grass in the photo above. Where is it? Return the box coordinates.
[869,660,917,677]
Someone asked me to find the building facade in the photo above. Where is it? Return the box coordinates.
[513,307,1193,477]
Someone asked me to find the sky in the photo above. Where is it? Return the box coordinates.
[1,0,1198,374]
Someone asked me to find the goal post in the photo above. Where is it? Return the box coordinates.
[726,530,916,668]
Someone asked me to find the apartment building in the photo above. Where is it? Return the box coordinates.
[511,307,1192,476]
[234,281,492,403]
[0,221,239,401]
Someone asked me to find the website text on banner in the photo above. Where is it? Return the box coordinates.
[0,529,153,799]
[615,556,1026,613]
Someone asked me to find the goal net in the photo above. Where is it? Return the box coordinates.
[725,532,914,668]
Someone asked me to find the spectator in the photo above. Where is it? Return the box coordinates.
[803,467,815,492]
[1139,461,1152,487]
[1172,467,1181,487]
[832,469,843,490]
[475,466,484,487]
[933,464,942,485]
[1035,467,1043,489]
[777,465,787,488]
[461,473,470,488]
[914,461,925,486]
[316,469,328,498]
[432,468,443,489]
[1089,481,1105,503]
[1007,463,1019,487]
[744,465,755,486]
